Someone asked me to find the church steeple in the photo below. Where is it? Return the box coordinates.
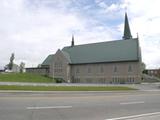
[71,35,74,47]
[123,12,132,40]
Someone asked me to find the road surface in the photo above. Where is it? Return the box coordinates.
[0,91,160,120]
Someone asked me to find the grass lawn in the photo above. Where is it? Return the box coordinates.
[0,73,55,83]
[0,85,136,91]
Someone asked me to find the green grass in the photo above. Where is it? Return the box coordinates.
[0,73,55,83]
[0,85,136,91]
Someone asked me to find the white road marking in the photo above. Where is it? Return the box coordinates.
[26,106,72,110]
[120,101,145,105]
[105,111,160,120]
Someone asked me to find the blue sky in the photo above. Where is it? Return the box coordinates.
[0,0,160,69]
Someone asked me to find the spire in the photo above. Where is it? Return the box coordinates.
[71,35,74,47]
[137,32,139,39]
[123,12,132,40]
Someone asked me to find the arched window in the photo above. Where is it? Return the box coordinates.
[114,66,117,73]
[88,67,91,73]
[128,65,132,72]
[100,66,104,73]
[76,68,80,73]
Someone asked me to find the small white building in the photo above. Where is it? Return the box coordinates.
[5,64,20,73]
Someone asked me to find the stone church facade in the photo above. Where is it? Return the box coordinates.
[41,13,142,84]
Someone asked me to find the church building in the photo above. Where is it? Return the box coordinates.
[41,13,142,84]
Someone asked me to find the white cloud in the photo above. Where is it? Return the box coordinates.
[113,0,160,69]
[98,2,108,8]
[0,0,115,68]
[120,0,160,68]
[96,0,160,68]
[0,0,83,67]
[0,0,159,69]
[106,4,120,12]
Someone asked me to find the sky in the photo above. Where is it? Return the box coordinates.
[0,0,160,69]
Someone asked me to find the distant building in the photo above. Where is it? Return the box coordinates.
[41,13,142,84]
[12,64,20,72]
[145,69,160,78]
[5,64,20,73]
[26,67,49,76]
[0,69,5,73]
[26,57,52,75]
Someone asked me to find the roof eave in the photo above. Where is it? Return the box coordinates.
[69,59,140,65]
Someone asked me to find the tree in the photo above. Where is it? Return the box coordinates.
[20,62,25,73]
[8,53,15,70]
[37,64,41,68]
[141,62,146,72]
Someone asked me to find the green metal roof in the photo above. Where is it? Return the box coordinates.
[62,38,139,64]
[41,54,54,66]
[42,39,139,65]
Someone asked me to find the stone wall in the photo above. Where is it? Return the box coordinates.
[50,50,70,82]
[70,61,142,84]
[26,67,49,76]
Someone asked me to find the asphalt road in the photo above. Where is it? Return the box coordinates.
[0,91,160,120]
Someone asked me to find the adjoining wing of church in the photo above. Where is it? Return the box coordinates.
[26,13,142,84]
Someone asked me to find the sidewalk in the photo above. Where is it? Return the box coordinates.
[0,82,137,86]
[0,82,160,91]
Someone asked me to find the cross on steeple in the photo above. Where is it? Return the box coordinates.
[71,35,74,47]
[123,12,132,40]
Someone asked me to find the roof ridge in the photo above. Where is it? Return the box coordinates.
[63,38,138,48]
